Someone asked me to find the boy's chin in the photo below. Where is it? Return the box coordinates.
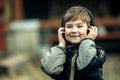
[69,41,81,44]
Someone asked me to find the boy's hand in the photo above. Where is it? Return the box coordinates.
[58,27,66,48]
[86,26,98,40]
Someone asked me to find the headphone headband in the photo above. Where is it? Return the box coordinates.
[80,6,94,26]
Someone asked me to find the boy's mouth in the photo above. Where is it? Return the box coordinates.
[70,35,80,37]
[70,36,80,39]
[71,36,79,37]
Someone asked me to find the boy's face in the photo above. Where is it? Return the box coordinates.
[65,19,88,44]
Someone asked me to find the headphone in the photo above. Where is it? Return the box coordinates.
[61,6,95,27]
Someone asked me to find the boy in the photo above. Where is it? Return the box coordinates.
[41,6,106,80]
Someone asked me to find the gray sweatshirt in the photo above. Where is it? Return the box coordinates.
[41,39,97,76]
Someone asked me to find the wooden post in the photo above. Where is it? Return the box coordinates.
[0,0,8,55]
[13,0,23,20]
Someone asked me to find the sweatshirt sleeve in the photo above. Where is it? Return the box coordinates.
[76,38,97,70]
[41,46,66,75]
[76,39,106,80]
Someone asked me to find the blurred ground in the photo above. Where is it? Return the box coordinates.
[0,53,120,80]
[0,58,52,80]
[103,53,120,80]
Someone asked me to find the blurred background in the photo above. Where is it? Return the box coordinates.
[0,0,120,80]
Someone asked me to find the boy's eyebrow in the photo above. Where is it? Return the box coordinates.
[66,24,72,25]
[76,23,83,25]
[66,23,83,25]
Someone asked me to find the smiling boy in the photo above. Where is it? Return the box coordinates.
[41,6,106,80]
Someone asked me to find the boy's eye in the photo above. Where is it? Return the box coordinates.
[77,26,82,28]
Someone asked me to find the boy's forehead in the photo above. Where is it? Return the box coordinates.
[66,19,84,25]
[66,16,86,22]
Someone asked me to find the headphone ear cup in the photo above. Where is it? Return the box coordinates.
[61,17,64,27]
[87,28,90,34]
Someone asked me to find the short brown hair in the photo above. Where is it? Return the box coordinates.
[62,6,91,27]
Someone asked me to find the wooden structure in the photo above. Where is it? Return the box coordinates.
[0,0,8,55]
[0,54,29,75]
[40,17,120,41]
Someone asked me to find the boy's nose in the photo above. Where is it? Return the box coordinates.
[71,26,77,32]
